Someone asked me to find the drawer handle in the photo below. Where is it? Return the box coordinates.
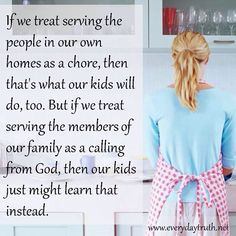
[213,40,235,44]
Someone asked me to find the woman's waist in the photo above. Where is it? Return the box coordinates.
[167,182,208,202]
[154,156,224,203]
[158,149,221,174]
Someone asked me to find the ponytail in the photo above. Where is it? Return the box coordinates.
[174,49,200,111]
[172,32,210,112]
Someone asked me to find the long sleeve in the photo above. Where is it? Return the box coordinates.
[221,109,236,168]
[144,97,160,168]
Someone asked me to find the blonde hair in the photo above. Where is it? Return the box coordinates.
[172,31,210,111]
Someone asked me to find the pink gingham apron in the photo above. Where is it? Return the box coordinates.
[146,153,230,236]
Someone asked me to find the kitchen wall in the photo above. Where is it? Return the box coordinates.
[144,52,236,95]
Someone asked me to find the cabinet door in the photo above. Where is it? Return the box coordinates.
[0,225,83,236]
[0,212,84,236]
[1,226,14,236]
[135,0,149,48]
[53,0,135,3]
[85,225,114,236]
[116,225,146,236]
[149,0,236,50]
[13,0,136,4]
[149,0,163,49]
[12,0,146,47]
[1,0,12,4]
[229,212,236,235]
[15,226,82,236]
[115,212,148,236]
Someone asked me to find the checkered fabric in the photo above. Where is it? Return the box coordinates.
[146,153,230,236]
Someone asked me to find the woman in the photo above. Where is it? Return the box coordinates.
[145,32,236,236]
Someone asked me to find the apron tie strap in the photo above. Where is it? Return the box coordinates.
[169,174,214,236]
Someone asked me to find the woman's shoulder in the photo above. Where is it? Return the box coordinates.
[144,88,173,115]
[145,87,173,101]
[145,87,236,113]
[207,88,236,113]
[212,88,236,103]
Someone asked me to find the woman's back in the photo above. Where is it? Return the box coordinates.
[145,32,235,236]
[144,87,236,201]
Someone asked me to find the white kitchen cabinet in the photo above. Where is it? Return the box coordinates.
[50,0,134,4]
[116,225,145,236]
[149,0,236,51]
[0,225,83,236]
[85,225,114,236]
[0,212,84,236]
[135,0,149,48]
[115,212,148,236]
[115,212,236,236]
[229,213,236,235]
[12,0,148,48]
[13,0,139,5]
[1,226,14,235]
[1,0,12,4]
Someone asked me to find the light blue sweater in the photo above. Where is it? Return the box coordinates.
[144,87,236,202]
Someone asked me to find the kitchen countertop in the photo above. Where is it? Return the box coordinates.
[225,184,236,212]
[143,182,236,212]
[0,171,236,226]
